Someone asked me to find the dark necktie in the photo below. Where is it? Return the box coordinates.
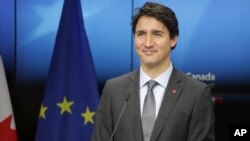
[142,80,157,141]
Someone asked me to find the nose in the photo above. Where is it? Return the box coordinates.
[145,35,153,48]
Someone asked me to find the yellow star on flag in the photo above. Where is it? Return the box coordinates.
[39,104,48,119]
[81,107,95,125]
[57,96,74,115]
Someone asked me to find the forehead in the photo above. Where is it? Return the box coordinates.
[135,16,167,31]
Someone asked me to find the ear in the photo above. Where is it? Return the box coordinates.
[170,36,178,48]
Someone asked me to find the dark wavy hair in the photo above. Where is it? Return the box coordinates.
[132,2,179,49]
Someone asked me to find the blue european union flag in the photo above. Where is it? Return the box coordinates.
[35,0,99,140]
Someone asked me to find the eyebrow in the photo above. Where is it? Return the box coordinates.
[135,30,145,34]
[152,30,165,34]
[135,30,165,34]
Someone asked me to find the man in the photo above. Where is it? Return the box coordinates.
[92,2,215,141]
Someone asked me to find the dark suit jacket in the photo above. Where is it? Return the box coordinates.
[92,68,215,141]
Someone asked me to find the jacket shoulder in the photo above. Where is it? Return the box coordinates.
[107,70,137,85]
[175,70,209,89]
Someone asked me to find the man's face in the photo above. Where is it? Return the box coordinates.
[135,16,177,69]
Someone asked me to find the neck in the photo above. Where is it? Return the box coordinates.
[141,61,171,79]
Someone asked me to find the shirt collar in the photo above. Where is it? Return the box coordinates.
[139,62,173,88]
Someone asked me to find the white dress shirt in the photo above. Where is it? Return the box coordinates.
[139,63,173,118]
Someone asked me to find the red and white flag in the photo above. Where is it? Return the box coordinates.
[0,56,18,141]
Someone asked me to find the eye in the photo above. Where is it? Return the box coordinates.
[135,31,145,38]
[154,32,163,37]
[155,33,162,37]
[136,33,144,37]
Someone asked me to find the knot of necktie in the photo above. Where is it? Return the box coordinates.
[147,80,158,93]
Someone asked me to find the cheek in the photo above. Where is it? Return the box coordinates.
[160,46,171,57]
[160,40,172,51]
[134,43,141,56]
[135,47,142,57]
[135,40,143,51]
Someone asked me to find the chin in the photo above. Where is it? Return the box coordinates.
[142,60,158,68]
[142,56,157,63]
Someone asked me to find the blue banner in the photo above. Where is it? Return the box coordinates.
[35,0,99,140]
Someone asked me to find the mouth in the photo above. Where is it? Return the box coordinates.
[142,50,157,56]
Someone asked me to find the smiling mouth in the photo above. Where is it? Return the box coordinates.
[142,50,157,55]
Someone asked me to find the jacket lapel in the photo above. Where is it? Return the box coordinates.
[126,70,144,141]
[150,68,183,141]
